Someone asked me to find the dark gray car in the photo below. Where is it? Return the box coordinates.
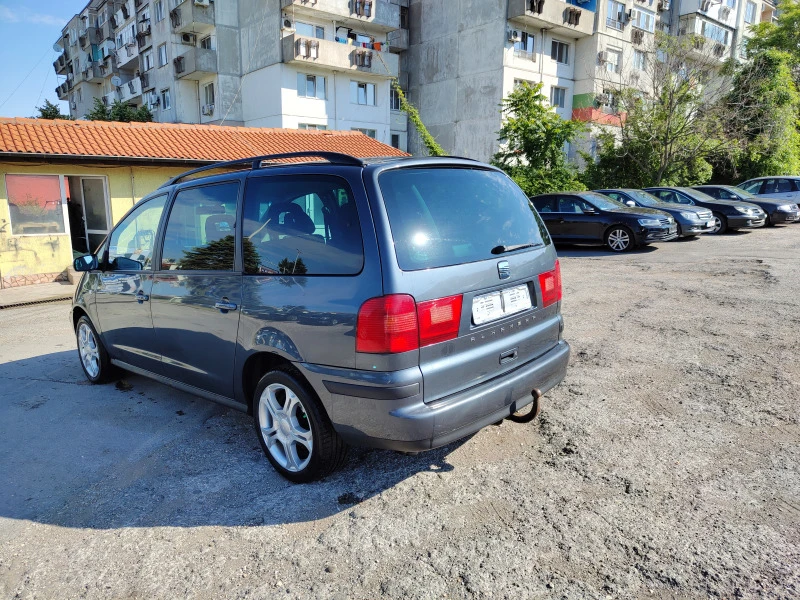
[694,185,800,225]
[644,187,766,234]
[596,189,715,238]
[71,153,570,482]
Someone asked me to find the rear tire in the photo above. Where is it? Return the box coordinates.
[605,226,635,252]
[75,316,115,384]
[253,370,348,483]
[709,212,727,234]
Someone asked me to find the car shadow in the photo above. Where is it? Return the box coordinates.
[555,244,659,258]
[0,350,468,529]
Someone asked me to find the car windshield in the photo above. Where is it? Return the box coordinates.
[378,167,548,271]
[679,188,717,202]
[625,190,662,207]
[727,187,755,199]
[579,192,625,211]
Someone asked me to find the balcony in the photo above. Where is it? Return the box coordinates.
[117,42,139,68]
[173,47,218,80]
[119,77,143,102]
[387,28,408,52]
[281,34,399,78]
[81,64,105,83]
[53,54,68,75]
[170,0,215,35]
[140,71,153,91]
[508,0,595,38]
[280,0,400,33]
[56,82,69,100]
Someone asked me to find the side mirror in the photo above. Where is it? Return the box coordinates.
[625,200,636,207]
[583,207,597,214]
[73,254,98,272]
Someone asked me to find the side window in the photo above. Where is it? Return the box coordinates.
[675,193,693,205]
[160,182,240,271]
[776,179,793,193]
[242,175,364,276]
[605,192,622,202]
[533,196,557,213]
[740,180,762,194]
[107,195,167,270]
[558,196,583,213]
[716,189,735,199]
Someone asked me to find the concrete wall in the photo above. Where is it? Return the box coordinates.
[0,162,187,286]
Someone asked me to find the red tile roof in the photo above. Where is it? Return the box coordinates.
[0,118,409,162]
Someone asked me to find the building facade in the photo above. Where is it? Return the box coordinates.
[53,0,776,162]
[54,0,410,150]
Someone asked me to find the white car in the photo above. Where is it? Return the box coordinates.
[737,176,800,204]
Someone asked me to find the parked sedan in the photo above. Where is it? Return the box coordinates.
[737,176,800,204]
[644,187,766,234]
[695,184,800,226]
[531,191,677,252]
[596,188,715,238]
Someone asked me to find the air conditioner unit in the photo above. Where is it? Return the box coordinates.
[700,0,711,11]
[201,103,214,115]
[194,0,210,6]
[71,101,77,110]
[181,33,197,45]
[507,29,521,43]
[598,50,609,63]
[658,0,670,10]
[719,6,731,18]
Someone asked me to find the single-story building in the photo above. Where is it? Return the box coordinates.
[0,118,406,288]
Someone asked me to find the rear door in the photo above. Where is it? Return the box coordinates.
[150,180,243,399]
[375,166,562,404]
[531,195,563,238]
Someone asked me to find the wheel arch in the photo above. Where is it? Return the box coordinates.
[241,351,313,416]
[72,306,90,331]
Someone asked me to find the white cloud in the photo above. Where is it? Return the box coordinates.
[0,5,66,27]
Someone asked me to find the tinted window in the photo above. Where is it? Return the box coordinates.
[379,168,547,271]
[578,192,623,211]
[739,180,762,194]
[532,196,557,212]
[160,182,239,271]
[626,190,661,206]
[107,195,167,270]
[603,192,624,202]
[559,196,591,213]
[764,178,794,194]
[242,175,363,276]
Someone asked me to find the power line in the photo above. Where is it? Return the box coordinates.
[0,48,54,111]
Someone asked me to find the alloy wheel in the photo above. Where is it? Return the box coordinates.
[258,383,313,472]
[710,216,723,234]
[607,228,631,252]
[78,322,100,379]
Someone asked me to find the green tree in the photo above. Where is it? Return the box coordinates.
[35,99,71,120]
[391,79,445,156]
[746,0,800,71]
[491,82,585,195]
[86,98,153,123]
[723,49,800,180]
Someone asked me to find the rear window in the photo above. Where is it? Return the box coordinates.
[378,168,549,271]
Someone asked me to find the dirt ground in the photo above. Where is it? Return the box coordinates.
[1,226,798,599]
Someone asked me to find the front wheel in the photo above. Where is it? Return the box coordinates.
[605,226,635,252]
[709,212,727,234]
[254,370,348,483]
[75,315,115,384]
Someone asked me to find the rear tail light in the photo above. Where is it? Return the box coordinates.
[417,294,463,347]
[356,293,463,354]
[538,260,562,308]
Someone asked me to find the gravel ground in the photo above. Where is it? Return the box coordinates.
[1,226,798,599]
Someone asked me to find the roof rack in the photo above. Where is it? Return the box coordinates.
[161,152,365,188]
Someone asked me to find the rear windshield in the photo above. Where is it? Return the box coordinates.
[378,167,548,271]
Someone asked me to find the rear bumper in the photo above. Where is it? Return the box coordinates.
[298,340,570,452]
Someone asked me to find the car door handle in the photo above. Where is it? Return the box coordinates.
[136,291,149,304]
[215,299,238,313]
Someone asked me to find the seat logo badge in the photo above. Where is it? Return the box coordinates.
[498,261,510,280]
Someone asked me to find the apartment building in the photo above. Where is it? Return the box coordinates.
[54,0,410,149]
[53,0,776,161]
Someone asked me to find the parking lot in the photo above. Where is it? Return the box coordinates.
[1,226,798,599]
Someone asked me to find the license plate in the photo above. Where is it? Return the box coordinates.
[472,285,532,325]
[707,220,715,227]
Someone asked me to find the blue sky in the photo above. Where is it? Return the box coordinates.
[0,1,86,118]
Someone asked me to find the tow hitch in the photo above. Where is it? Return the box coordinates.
[508,388,542,423]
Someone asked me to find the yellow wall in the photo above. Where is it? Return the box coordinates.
[0,161,187,283]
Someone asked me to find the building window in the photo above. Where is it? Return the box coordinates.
[142,49,153,71]
[390,87,401,110]
[297,73,326,99]
[551,40,569,64]
[200,36,213,50]
[606,48,622,73]
[298,123,328,130]
[725,0,736,7]
[600,89,616,114]
[514,78,534,89]
[701,20,729,44]
[204,82,215,106]
[161,88,171,110]
[157,43,168,67]
[400,6,409,28]
[154,0,164,22]
[352,128,377,138]
[350,81,376,105]
[631,8,655,32]
[607,0,627,30]
[391,134,400,148]
[4,174,66,235]
[550,86,567,108]
[295,21,325,39]
[633,49,646,71]
[744,0,756,23]
[513,31,535,59]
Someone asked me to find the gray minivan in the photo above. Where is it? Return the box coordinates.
[71,153,570,482]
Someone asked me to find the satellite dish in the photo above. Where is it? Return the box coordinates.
[53,43,63,53]
[111,76,123,87]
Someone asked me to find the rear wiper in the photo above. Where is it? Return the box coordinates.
[491,242,544,255]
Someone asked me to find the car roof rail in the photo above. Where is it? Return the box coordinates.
[161,152,365,188]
